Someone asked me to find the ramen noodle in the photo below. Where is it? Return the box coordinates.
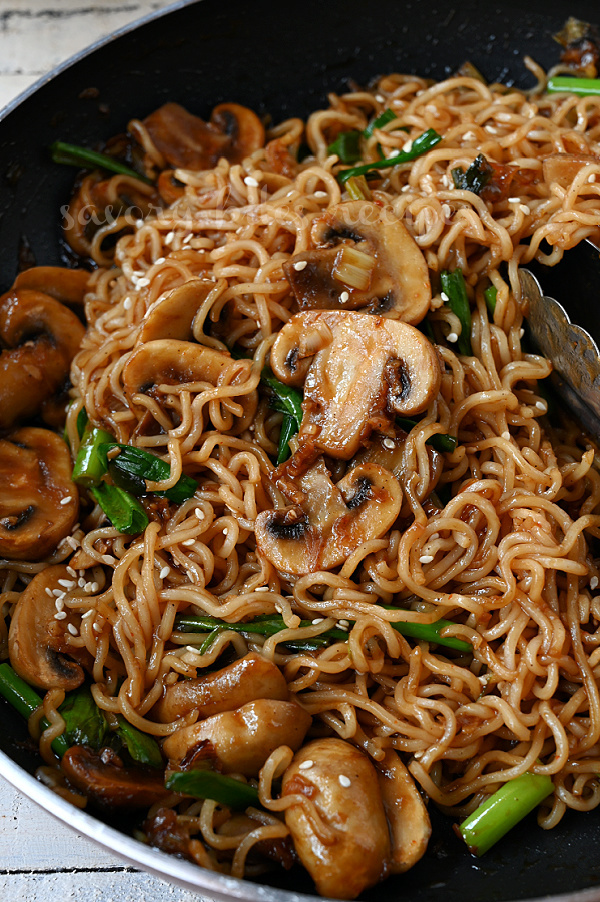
[2,56,600,899]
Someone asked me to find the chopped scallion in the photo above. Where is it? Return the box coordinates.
[546,76,600,96]
[50,140,152,184]
[337,128,442,184]
[165,769,259,809]
[440,269,472,356]
[90,481,149,535]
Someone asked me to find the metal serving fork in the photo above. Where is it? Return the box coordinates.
[519,239,600,439]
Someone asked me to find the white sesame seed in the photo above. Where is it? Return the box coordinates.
[402,139,413,152]
[45,587,54,598]
[102,554,116,566]
[84,582,94,593]
[441,174,449,188]
[58,579,75,589]
[90,582,99,593]
[183,234,193,244]
[60,496,72,506]
[339,775,351,787]
[55,598,64,613]
[519,204,531,215]
[535,400,547,411]
[78,577,86,588]
[52,589,64,598]
[419,554,435,564]
[54,611,67,621]
[274,602,283,613]
[447,332,458,343]
[382,437,396,449]
[441,203,451,219]
[253,586,269,592]
[401,183,411,192]
[293,260,308,271]
[67,623,78,636]
[66,566,77,578]
[340,291,350,302]
[93,622,102,632]
[136,277,150,288]
[485,125,498,134]
[298,759,314,770]
[185,645,199,654]
[589,173,597,183]
[159,566,170,579]
[244,176,259,187]
[591,576,599,590]
[336,622,349,631]
[375,94,385,103]
[338,619,350,627]
[195,508,204,520]
[183,538,195,546]
[66,536,79,550]
[312,618,324,624]
[502,431,511,440]
[508,197,520,203]
[440,291,449,302]
[82,609,95,619]
[223,527,228,536]
[519,328,525,338]
[314,190,327,198]
[155,256,166,265]
[389,148,401,157]
[165,231,175,244]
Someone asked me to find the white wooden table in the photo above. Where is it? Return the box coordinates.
[0,5,214,898]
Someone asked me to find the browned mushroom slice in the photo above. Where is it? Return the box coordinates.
[62,746,168,809]
[153,652,289,723]
[270,310,441,462]
[375,749,431,873]
[122,338,258,432]
[143,101,265,170]
[8,564,86,691]
[162,698,312,777]
[138,279,212,344]
[0,288,85,429]
[0,428,79,561]
[282,738,390,900]
[13,267,90,310]
[283,200,431,323]
[255,459,402,575]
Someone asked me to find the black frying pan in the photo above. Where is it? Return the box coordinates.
[1,1,600,899]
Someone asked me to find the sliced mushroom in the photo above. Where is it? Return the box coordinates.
[13,267,90,310]
[0,288,85,429]
[122,338,258,431]
[255,459,402,575]
[375,749,431,873]
[283,200,431,323]
[162,698,312,778]
[281,738,390,900]
[138,280,212,343]
[143,101,265,170]
[542,152,600,188]
[153,652,289,723]
[270,310,441,462]
[62,746,168,809]
[0,428,79,561]
[8,564,86,690]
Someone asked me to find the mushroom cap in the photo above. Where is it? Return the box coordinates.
[143,101,265,171]
[138,279,212,344]
[375,749,431,874]
[62,746,168,810]
[255,458,402,575]
[283,200,431,324]
[282,738,390,899]
[270,309,442,462]
[0,427,79,561]
[0,288,85,430]
[8,564,86,691]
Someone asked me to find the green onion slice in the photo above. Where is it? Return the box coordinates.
[0,663,68,757]
[337,128,442,184]
[166,769,259,809]
[546,76,600,96]
[50,140,152,184]
[90,481,149,535]
[440,269,472,356]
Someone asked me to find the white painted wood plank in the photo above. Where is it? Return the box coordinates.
[0,871,205,901]
[0,0,177,109]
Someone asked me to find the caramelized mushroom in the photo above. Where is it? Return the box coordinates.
[270,310,441,462]
[13,266,90,310]
[153,652,289,723]
[282,738,390,900]
[255,458,402,576]
[542,151,600,188]
[283,201,431,323]
[375,749,431,873]
[138,279,212,343]
[0,288,85,429]
[8,564,85,691]
[162,698,312,777]
[122,338,258,431]
[0,427,79,561]
[62,746,168,809]
[143,101,265,170]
